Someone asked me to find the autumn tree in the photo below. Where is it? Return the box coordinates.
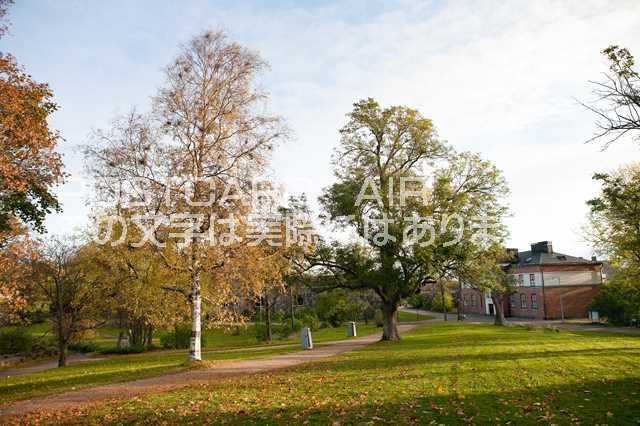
[315,99,508,340]
[85,30,286,361]
[87,213,187,347]
[0,0,63,321]
[583,46,640,148]
[34,237,102,367]
[0,0,64,233]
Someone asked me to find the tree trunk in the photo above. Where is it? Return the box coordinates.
[381,301,400,341]
[146,326,153,347]
[265,293,272,342]
[290,286,295,330]
[58,340,67,367]
[189,269,202,361]
[491,292,506,326]
[441,284,448,321]
[457,279,463,321]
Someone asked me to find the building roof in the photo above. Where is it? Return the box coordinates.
[506,241,602,268]
[510,250,600,267]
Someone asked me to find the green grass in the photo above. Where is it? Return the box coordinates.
[397,310,434,322]
[46,323,640,425]
[0,321,391,404]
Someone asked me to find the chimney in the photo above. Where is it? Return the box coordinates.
[531,241,553,254]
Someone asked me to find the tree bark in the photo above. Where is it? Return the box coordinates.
[440,283,448,321]
[289,286,295,330]
[265,293,272,342]
[189,269,202,361]
[58,340,67,367]
[457,279,464,321]
[491,292,506,326]
[381,301,400,341]
[146,326,153,347]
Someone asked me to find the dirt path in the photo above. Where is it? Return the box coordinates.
[0,354,105,379]
[0,321,433,421]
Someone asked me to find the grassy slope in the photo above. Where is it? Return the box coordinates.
[52,323,640,425]
[1,319,429,404]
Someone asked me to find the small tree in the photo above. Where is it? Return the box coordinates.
[35,238,100,367]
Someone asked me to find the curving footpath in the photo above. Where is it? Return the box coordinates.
[0,320,436,422]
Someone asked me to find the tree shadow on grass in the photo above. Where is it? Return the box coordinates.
[76,376,640,425]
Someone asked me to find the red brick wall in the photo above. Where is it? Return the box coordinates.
[543,285,600,319]
[460,288,486,315]
[507,288,545,319]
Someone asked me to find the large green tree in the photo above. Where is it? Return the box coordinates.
[585,164,640,325]
[315,99,508,339]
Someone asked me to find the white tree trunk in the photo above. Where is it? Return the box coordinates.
[189,271,202,361]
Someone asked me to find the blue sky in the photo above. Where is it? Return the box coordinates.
[3,0,640,257]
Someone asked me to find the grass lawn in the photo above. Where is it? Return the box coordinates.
[49,323,640,425]
[0,320,404,404]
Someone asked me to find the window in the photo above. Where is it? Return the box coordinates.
[510,295,516,308]
[471,294,476,307]
[520,293,527,309]
[518,274,524,286]
[529,273,536,287]
[463,296,469,307]
[531,294,538,309]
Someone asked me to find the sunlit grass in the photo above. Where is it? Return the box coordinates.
[54,323,640,425]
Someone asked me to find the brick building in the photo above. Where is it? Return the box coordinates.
[461,241,603,320]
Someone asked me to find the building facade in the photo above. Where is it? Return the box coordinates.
[462,241,603,320]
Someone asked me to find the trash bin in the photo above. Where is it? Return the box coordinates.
[301,327,313,350]
[347,321,357,337]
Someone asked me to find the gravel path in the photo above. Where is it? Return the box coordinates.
[0,321,434,421]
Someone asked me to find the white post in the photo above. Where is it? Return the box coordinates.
[347,321,357,337]
[301,327,313,350]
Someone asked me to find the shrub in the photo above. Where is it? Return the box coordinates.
[315,289,349,327]
[68,341,100,353]
[589,279,640,325]
[0,327,33,354]
[407,293,429,309]
[160,325,207,349]
[297,308,321,331]
[100,344,159,355]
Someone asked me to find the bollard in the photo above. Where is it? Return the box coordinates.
[347,321,357,337]
[301,327,313,350]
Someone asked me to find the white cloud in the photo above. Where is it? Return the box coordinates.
[5,0,639,257]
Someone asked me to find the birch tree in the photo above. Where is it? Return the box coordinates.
[86,30,286,361]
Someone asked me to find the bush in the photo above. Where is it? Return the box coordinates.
[101,344,159,355]
[160,325,207,349]
[315,289,349,327]
[68,341,100,353]
[297,308,321,331]
[407,293,429,309]
[590,279,640,325]
[0,327,33,354]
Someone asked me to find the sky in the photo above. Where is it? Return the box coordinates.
[2,0,640,257]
